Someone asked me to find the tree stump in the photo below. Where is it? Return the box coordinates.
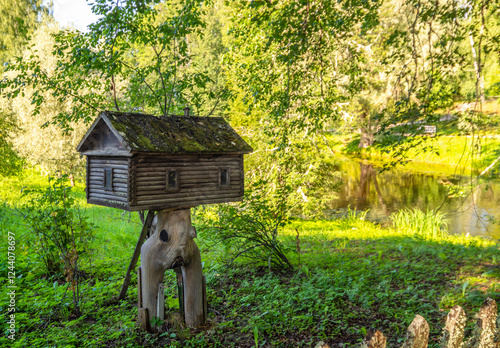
[465,297,498,348]
[401,315,429,348]
[442,305,467,348]
[139,208,205,331]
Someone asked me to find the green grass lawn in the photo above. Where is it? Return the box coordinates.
[330,132,500,175]
[326,101,500,173]
[1,172,499,347]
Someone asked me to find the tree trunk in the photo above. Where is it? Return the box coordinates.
[469,31,485,106]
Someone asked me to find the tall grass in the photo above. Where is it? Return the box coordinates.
[390,208,449,239]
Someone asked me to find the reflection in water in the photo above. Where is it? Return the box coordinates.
[358,164,388,215]
[327,160,500,238]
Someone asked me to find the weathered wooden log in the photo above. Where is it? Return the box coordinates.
[401,315,429,348]
[361,328,387,348]
[140,208,205,330]
[156,283,165,333]
[180,241,204,327]
[202,274,207,323]
[175,270,184,321]
[137,267,143,308]
[442,305,467,348]
[359,300,500,348]
[138,307,150,332]
[478,297,498,348]
[465,297,498,348]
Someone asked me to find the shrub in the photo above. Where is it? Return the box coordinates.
[21,174,96,314]
[197,179,293,271]
[457,110,492,133]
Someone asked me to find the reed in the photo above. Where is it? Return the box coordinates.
[390,208,449,239]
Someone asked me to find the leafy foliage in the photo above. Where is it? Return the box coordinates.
[1,0,212,132]
[1,24,88,176]
[0,108,23,176]
[226,0,381,145]
[0,0,50,69]
[20,174,96,313]
[2,2,500,346]
[198,179,293,271]
[0,173,499,347]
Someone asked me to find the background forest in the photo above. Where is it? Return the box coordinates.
[2,0,500,186]
[1,0,500,347]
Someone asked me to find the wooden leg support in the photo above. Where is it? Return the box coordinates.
[155,283,165,333]
[180,241,205,327]
[119,211,155,301]
[137,266,151,332]
[138,308,150,332]
[176,269,184,322]
[202,275,207,323]
[139,209,206,332]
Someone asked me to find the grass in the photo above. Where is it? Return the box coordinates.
[1,171,499,347]
[329,132,500,175]
[390,208,449,239]
[326,101,500,173]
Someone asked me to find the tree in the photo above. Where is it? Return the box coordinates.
[1,0,212,134]
[1,23,87,176]
[221,0,380,213]
[0,106,22,176]
[0,0,50,175]
[226,1,381,145]
[0,0,50,70]
[187,0,230,117]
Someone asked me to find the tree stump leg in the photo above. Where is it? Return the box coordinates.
[181,241,204,327]
[139,208,205,331]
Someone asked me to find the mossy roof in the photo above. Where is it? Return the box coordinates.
[77,111,253,154]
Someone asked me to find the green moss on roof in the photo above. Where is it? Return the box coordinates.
[102,111,253,154]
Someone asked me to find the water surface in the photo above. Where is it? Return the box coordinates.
[326,159,500,238]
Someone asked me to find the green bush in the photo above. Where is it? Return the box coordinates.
[197,179,293,271]
[457,110,492,133]
[21,174,96,314]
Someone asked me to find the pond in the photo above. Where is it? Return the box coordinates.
[326,159,500,238]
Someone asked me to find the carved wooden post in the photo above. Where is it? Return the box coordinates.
[477,297,497,348]
[442,305,467,348]
[179,238,204,327]
[401,315,429,348]
[139,208,205,331]
[465,297,498,348]
[358,300,500,348]
[118,210,155,301]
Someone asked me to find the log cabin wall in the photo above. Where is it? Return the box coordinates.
[87,156,130,209]
[130,154,244,211]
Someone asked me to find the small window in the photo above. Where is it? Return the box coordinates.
[219,169,230,187]
[104,168,113,190]
[167,170,178,190]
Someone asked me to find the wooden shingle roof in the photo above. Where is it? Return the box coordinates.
[76,111,253,155]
